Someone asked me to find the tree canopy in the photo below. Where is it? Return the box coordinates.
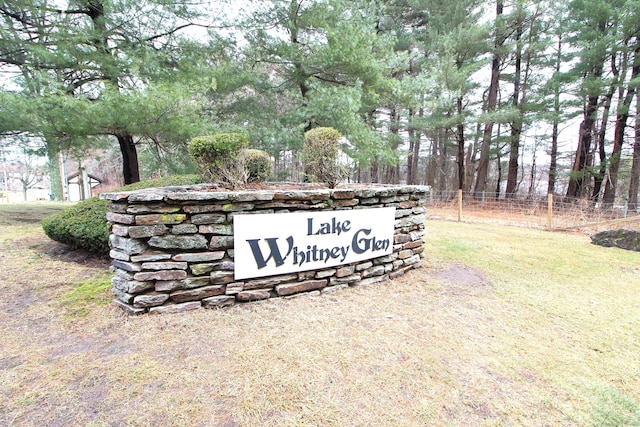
[2,0,640,207]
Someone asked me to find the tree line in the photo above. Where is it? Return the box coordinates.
[1,0,639,209]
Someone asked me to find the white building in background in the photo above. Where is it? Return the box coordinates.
[66,169,103,201]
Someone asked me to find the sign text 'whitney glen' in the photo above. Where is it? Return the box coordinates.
[233,208,396,280]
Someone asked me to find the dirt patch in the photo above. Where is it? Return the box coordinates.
[430,264,492,295]
[37,241,111,269]
[432,263,488,286]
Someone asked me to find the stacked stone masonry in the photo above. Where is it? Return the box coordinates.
[101,184,428,314]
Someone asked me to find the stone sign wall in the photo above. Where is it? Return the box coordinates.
[101,184,428,314]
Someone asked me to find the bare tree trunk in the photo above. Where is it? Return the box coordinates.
[456,97,465,191]
[505,13,523,199]
[566,21,606,199]
[117,133,140,185]
[408,108,422,185]
[603,39,640,206]
[474,0,504,198]
[594,49,624,202]
[629,91,640,211]
[548,35,562,195]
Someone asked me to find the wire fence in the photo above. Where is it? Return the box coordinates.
[425,190,640,234]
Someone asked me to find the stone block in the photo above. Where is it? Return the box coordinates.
[381,194,409,203]
[394,209,412,218]
[128,192,165,202]
[402,240,423,250]
[142,261,188,271]
[113,299,146,315]
[395,214,426,228]
[394,234,412,244]
[182,204,224,213]
[149,301,201,314]
[221,202,255,212]
[409,230,425,241]
[359,197,380,205]
[128,225,168,238]
[329,274,361,286]
[126,204,181,214]
[336,265,355,278]
[199,224,233,235]
[298,271,316,280]
[214,261,235,271]
[184,277,211,289]
[191,213,226,225]
[108,202,128,213]
[225,283,244,295]
[236,289,271,302]
[148,235,208,250]
[135,214,187,225]
[113,288,135,304]
[403,255,421,266]
[331,190,355,200]
[272,190,330,201]
[190,263,216,276]
[106,212,135,224]
[202,295,236,309]
[109,235,148,255]
[397,249,414,259]
[356,261,373,271]
[361,265,385,278]
[130,250,172,262]
[210,271,236,285]
[112,267,135,280]
[374,253,398,264]
[173,251,225,262]
[155,280,186,292]
[315,268,336,279]
[134,270,187,281]
[111,224,129,237]
[109,249,130,262]
[172,224,198,234]
[170,285,225,303]
[134,292,170,308]
[334,199,359,208]
[209,236,233,250]
[111,260,142,272]
[276,279,327,296]
[243,274,298,290]
[112,276,154,294]
[398,201,418,209]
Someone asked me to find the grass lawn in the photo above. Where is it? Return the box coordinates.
[0,203,638,426]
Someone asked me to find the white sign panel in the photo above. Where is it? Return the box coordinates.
[233,208,396,280]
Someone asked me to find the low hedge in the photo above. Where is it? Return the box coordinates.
[42,174,202,254]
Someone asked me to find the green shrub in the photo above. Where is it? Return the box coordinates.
[243,149,272,183]
[301,127,347,188]
[41,174,202,255]
[188,133,249,188]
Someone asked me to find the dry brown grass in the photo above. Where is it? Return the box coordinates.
[1,203,639,426]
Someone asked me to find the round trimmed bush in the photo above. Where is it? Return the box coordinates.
[41,174,202,254]
[243,149,272,183]
[188,133,249,188]
[301,127,347,188]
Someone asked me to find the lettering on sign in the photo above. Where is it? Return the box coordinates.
[234,208,395,279]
